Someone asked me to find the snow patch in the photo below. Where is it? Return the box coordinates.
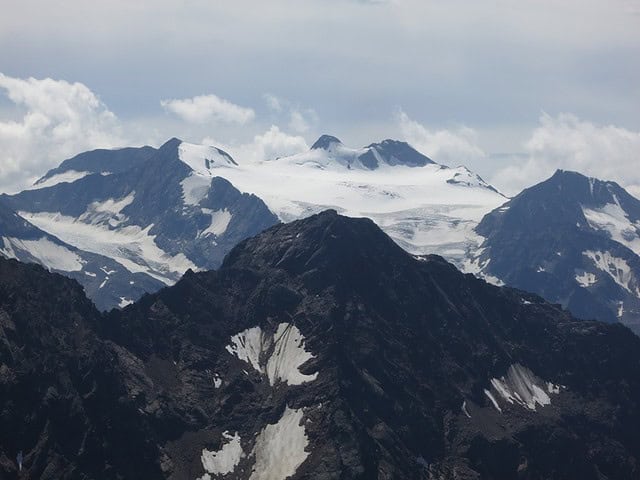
[461,401,471,418]
[78,193,135,227]
[118,297,133,308]
[181,173,211,206]
[547,382,560,394]
[489,363,561,411]
[249,406,310,480]
[225,323,317,386]
[225,326,267,374]
[20,211,197,285]
[200,209,232,237]
[201,431,244,476]
[1,236,83,272]
[462,253,505,286]
[266,323,319,386]
[484,389,502,413]
[583,250,639,297]
[31,170,91,189]
[582,203,640,256]
[575,270,597,287]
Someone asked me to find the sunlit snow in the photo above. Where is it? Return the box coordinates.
[1,236,83,272]
[249,406,310,480]
[118,297,133,308]
[200,431,244,476]
[78,193,135,227]
[226,323,317,386]
[181,173,212,206]
[178,140,506,267]
[488,363,561,412]
[29,170,91,189]
[582,201,640,256]
[200,209,232,237]
[575,270,597,287]
[20,211,197,284]
[178,142,237,175]
[583,250,640,297]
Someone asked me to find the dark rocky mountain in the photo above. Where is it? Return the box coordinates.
[2,210,640,479]
[471,170,640,334]
[310,134,342,150]
[1,138,279,310]
[34,145,158,187]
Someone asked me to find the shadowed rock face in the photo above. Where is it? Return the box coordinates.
[474,169,640,334]
[1,210,640,479]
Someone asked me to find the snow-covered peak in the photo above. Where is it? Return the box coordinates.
[177,142,238,176]
[447,166,501,193]
[280,137,435,171]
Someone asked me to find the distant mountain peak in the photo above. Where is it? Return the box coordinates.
[311,134,342,150]
[365,139,434,167]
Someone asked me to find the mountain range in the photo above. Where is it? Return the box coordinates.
[0,135,505,310]
[1,135,640,334]
[1,139,278,310]
[1,210,639,479]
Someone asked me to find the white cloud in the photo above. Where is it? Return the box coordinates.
[160,94,255,125]
[395,110,485,166]
[204,125,308,164]
[263,93,317,134]
[263,93,283,112]
[491,113,640,196]
[247,125,309,161]
[0,73,124,193]
[289,110,311,133]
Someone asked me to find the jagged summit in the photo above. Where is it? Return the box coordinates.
[222,209,414,281]
[473,169,640,333]
[310,134,342,150]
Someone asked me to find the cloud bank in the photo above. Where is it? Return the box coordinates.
[0,73,124,192]
[161,94,255,124]
[491,113,640,196]
[396,110,485,166]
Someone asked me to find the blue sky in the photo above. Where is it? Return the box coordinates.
[1,0,639,194]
